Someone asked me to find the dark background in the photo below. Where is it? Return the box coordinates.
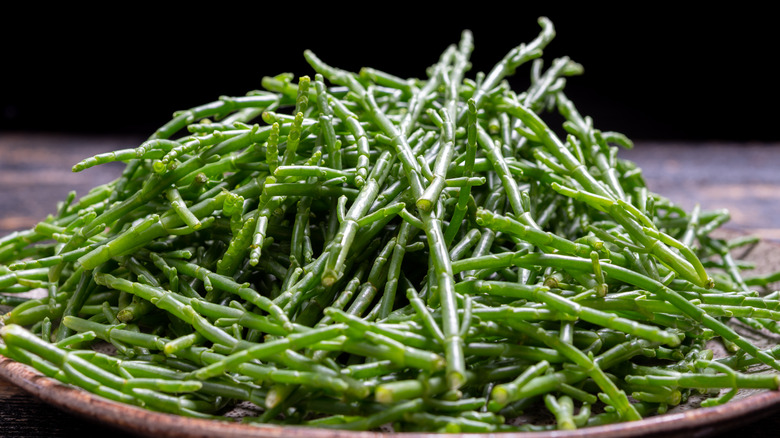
[2,6,778,143]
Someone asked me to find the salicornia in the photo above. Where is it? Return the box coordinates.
[2,16,780,433]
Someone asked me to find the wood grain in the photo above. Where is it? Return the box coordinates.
[0,378,138,438]
[620,142,780,242]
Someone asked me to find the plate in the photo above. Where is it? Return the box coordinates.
[2,351,780,438]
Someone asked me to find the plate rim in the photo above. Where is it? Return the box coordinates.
[3,354,780,438]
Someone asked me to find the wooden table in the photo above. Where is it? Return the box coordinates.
[1,134,780,437]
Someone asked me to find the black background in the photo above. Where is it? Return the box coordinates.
[2,5,779,143]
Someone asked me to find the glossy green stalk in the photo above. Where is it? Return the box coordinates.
[190,324,345,380]
[417,109,455,213]
[321,150,393,286]
[489,360,550,411]
[512,252,780,372]
[162,258,291,331]
[444,99,478,246]
[460,16,555,123]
